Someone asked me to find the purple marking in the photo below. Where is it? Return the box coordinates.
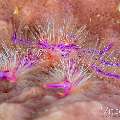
[37,41,80,50]
[92,64,120,79]
[12,33,80,57]
[12,32,17,44]
[37,40,51,49]
[21,57,32,67]
[0,71,13,80]
[56,44,64,49]
[21,56,36,67]
[79,48,100,55]
[100,58,120,67]
[17,52,38,70]
[98,43,120,67]
[12,32,35,46]
[37,40,81,57]
[99,43,113,55]
[0,71,7,79]
[56,44,80,50]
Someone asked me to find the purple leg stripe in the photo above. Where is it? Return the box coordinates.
[92,64,120,79]
[99,43,120,67]
[99,43,113,55]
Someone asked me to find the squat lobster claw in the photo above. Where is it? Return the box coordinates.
[43,80,72,97]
